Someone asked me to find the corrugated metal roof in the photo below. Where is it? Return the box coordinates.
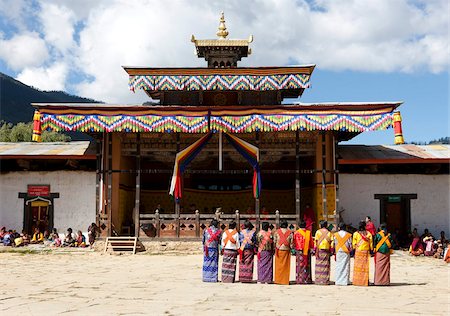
[0,141,95,158]
[0,142,448,163]
[339,144,450,163]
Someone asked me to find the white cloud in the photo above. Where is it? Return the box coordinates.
[0,0,448,99]
[38,2,76,54]
[0,32,49,71]
[16,62,68,91]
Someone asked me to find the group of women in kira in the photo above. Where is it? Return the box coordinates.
[202,218,393,286]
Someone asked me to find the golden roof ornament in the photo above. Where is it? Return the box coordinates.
[216,12,229,39]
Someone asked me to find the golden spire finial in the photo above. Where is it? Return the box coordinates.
[216,11,229,39]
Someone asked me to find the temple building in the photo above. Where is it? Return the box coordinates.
[25,14,410,238]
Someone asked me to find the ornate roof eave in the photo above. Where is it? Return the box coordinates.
[123,66,315,76]
[32,102,402,135]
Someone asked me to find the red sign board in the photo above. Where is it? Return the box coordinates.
[27,185,50,197]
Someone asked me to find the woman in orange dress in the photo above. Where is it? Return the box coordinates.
[352,221,373,286]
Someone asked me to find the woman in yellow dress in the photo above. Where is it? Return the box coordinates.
[352,221,373,286]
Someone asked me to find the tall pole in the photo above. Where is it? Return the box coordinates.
[175,133,180,238]
[134,133,141,237]
[255,131,260,230]
[321,132,327,223]
[219,130,223,171]
[295,130,301,226]
[333,134,339,227]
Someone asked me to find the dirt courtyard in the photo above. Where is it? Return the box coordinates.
[0,249,448,315]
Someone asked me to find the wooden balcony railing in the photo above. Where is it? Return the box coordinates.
[137,210,300,238]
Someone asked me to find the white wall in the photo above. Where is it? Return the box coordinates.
[339,174,450,237]
[0,171,96,234]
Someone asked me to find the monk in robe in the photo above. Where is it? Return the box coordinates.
[202,219,222,282]
[303,204,316,231]
[293,220,314,284]
[374,223,393,285]
[314,220,333,285]
[221,221,240,283]
[274,220,293,285]
[409,228,424,256]
[238,220,257,283]
[30,227,44,244]
[352,221,373,286]
[365,216,376,238]
[334,222,353,286]
[257,221,274,284]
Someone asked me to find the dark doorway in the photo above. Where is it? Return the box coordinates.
[19,193,60,234]
[375,194,417,235]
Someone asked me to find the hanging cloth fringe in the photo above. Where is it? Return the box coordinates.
[169,132,213,199]
[32,110,42,142]
[224,133,261,198]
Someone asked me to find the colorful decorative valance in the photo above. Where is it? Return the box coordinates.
[128,73,311,92]
[32,103,402,136]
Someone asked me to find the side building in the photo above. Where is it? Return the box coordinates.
[1,142,448,237]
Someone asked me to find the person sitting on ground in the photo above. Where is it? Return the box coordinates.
[0,227,6,241]
[15,230,30,247]
[409,228,424,256]
[63,228,75,247]
[21,230,30,245]
[2,230,13,246]
[50,228,61,247]
[31,228,44,244]
[423,232,435,256]
[436,231,448,248]
[75,231,86,247]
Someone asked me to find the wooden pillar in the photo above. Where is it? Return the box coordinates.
[107,132,113,236]
[134,133,141,237]
[175,132,180,238]
[321,132,327,222]
[333,134,340,227]
[295,130,301,225]
[255,132,260,231]
[95,136,101,225]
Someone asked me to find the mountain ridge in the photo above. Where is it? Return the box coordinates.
[0,72,100,124]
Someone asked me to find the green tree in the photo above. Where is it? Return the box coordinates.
[0,121,70,142]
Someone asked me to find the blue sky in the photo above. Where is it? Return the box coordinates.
[0,0,448,145]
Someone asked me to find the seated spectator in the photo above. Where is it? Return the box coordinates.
[63,228,75,247]
[437,231,448,247]
[3,230,13,246]
[15,230,30,247]
[0,227,6,241]
[31,228,44,244]
[409,229,424,256]
[75,231,86,247]
[423,234,435,256]
[49,228,61,247]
